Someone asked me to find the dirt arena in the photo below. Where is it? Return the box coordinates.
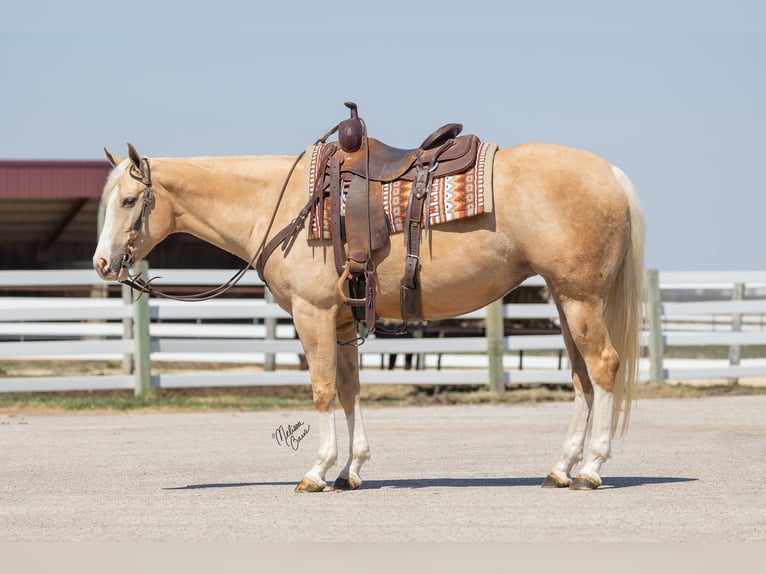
[2,394,764,543]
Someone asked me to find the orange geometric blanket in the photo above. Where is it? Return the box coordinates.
[307,141,497,240]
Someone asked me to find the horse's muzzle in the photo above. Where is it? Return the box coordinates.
[93,255,129,282]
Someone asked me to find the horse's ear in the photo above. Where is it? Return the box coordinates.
[127,142,142,170]
[104,147,122,168]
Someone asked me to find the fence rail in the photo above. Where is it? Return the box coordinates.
[2,268,765,394]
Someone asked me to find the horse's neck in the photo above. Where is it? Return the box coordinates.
[157,155,299,260]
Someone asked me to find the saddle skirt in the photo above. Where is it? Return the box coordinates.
[307,140,498,240]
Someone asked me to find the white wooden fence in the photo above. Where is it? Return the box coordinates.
[646,270,766,383]
[2,268,765,394]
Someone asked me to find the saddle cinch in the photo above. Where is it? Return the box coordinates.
[312,102,481,333]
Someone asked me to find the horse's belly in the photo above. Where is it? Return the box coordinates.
[373,226,531,320]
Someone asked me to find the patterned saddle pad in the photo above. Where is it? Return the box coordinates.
[307,141,498,240]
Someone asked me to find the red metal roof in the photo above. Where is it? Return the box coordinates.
[0,160,111,199]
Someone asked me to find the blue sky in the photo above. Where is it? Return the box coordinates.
[2,0,763,271]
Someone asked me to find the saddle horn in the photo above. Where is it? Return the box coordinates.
[338,102,365,153]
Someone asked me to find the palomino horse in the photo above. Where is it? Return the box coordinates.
[93,134,644,492]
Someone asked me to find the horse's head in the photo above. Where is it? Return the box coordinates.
[93,144,174,281]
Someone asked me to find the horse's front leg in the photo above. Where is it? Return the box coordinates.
[334,322,371,490]
[291,300,340,493]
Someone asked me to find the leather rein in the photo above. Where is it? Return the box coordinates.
[119,130,336,301]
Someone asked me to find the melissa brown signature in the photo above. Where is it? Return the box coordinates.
[272,420,310,451]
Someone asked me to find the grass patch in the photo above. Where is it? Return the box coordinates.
[2,358,765,416]
[0,386,316,415]
[362,383,575,407]
[1,380,764,416]
[634,381,766,399]
[0,384,570,414]
[664,345,766,360]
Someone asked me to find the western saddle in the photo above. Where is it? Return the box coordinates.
[259,102,481,333]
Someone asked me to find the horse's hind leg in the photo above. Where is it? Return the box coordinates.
[334,322,371,490]
[542,302,593,488]
[556,297,620,490]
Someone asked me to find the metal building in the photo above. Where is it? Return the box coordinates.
[0,160,240,270]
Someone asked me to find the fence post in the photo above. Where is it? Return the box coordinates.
[132,261,152,397]
[264,288,276,371]
[121,283,134,374]
[646,269,665,384]
[486,298,505,392]
[728,282,745,385]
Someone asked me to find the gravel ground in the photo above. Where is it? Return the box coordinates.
[1,395,765,544]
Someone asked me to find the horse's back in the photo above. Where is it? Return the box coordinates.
[494,142,625,213]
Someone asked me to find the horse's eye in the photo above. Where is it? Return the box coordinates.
[122,196,138,208]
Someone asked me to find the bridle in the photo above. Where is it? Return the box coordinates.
[118,153,304,301]
[117,124,340,302]
[119,158,154,274]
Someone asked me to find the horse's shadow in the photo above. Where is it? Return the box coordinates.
[164,476,697,491]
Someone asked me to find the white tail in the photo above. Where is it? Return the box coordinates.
[606,165,646,435]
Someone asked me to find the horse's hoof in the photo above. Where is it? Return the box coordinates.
[333,476,361,491]
[294,477,325,493]
[541,473,570,488]
[569,475,601,491]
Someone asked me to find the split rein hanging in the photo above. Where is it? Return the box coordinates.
[120,126,341,302]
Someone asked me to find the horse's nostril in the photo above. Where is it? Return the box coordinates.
[95,258,110,276]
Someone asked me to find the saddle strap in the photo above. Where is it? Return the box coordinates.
[400,162,432,323]
[344,173,372,274]
[328,153,346,275]
[328,149,380,332]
